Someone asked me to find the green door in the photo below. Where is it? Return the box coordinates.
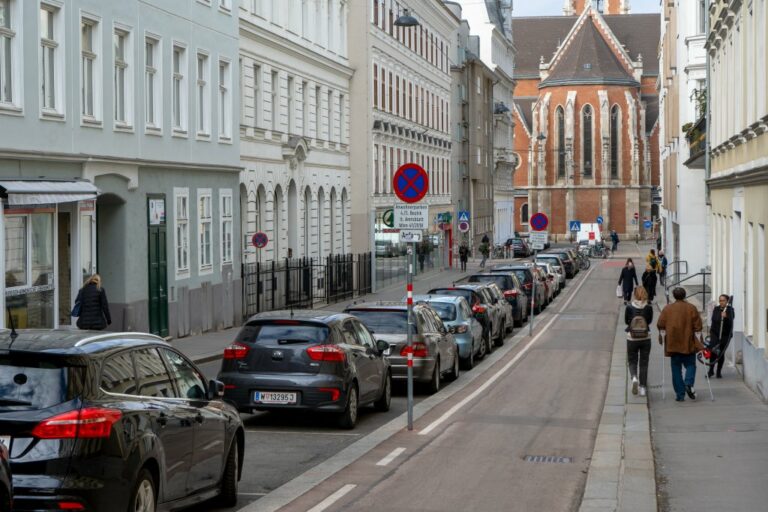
[148,195,169,337]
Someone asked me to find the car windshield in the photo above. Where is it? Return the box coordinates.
[429,289,476,305]
[238,322,330,345]
[349,310,417,335]
[427,302,457,322]
[467,275,507,289]
[0,357,83,410]
[496,269,531,285]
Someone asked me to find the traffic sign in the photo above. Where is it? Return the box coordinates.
[458,221,470,233]
[644,220,653,229]
[634,212,639,219]
[569,220,581,232]
[382,209,394,228]
[252,232,268,249]
[394,204,429,230]
[458,210,470,222]
[596,215,604,225]
[393,163,429,204]
[530,212,549,231]
[529,231,548,250]
[588,232,595,241]
[399,230,423,243]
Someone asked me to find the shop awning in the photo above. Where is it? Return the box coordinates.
[0,179,99,206]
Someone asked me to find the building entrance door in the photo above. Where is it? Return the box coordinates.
[147,195,168,337]
[57,210,72,326]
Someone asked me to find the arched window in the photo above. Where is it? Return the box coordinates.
[582,105,593,177]
[303,187,312,258]
[610,105,620,179]
[521,203,529,224]
[273,187,283,259]
[556,106,565,178]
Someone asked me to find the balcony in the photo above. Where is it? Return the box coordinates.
[683,116,706,169]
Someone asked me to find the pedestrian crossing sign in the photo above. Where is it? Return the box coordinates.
[458,210,470,222]
[569,220,581,232]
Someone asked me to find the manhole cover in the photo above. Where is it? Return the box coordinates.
[523,455,573,464]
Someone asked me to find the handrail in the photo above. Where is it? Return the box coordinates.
[666,260,689,277]
[664,270,711,313]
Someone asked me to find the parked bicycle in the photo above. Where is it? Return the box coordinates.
[576,246,591,270]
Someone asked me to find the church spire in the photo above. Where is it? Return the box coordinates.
[566,0,630,16]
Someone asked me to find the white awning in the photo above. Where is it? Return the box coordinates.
[0,180,99,206]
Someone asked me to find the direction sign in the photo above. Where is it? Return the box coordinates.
[382,209,395,228]
[569,220,581,232]
[596,215,604,225]
[644,220,653,229]
[458,210,470,222]
[394,204,429,230]
[399,230,423,243]
[530,212,549,232]
[458,221,470,233]
[252,232,268,249]
[393,163,429,204]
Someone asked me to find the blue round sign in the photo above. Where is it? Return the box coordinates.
[643,220,653,229]
[393,163,429,203]
[530,212,549,232]
[596,215,604,225]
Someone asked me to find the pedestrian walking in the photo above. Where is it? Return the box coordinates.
[481,233,490,245]
[707,294,735,379]
[417,246,426,272]
[641,265,658,302]
[625,286,654,396]
[478,241,489,269]
[618,258,638,303]
[657,287,704,402]
[459,243,469,271]
[611,230,620,252]
[658,250,668,286]
[645,249,661,273]
[74,274,112,331]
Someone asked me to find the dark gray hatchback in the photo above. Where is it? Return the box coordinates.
[217,311,392,429]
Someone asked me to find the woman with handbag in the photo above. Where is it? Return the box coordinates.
[617,258,638,304]
[75,274,112,331]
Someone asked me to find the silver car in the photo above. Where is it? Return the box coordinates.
[535,255,567,290]
[533,261,561,297]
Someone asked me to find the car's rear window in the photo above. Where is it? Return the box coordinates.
[0,357,83,410]
[428,289,477,305]
[427,302,456,322]
[347,310,416,335]
[494,269,532,285]
[467,275,509,289]
[237,322,330,345]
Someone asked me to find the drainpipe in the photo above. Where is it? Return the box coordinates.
[704,4,711,206]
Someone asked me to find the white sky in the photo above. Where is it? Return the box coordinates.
[512,0,660,17]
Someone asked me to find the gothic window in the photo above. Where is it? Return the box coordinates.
[583,105,593,177]
[521,203,529,224]
[556,106,565,178]
[610,105,619,179]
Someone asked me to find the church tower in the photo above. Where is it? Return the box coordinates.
[564,0,630,15]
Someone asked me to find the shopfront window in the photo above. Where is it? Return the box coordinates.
[5,215,27,288]
[80,213,93,282]
[31,213,53,286]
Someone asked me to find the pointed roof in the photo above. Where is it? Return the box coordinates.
[539,18,638,88]
[514,97,536,134]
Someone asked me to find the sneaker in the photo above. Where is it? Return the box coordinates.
[685,385,697,400]
[631,376,639,395]
[639,386,647,397]
[675,397,685,402]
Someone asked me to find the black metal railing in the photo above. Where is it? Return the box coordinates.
[664,270,711,313]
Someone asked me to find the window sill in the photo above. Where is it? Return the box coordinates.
[199,266,214,276]
[218,5,232,15]
[145,125,163,136]
[0,104,23,117]
[175,271,190,281]
[196,132,211,142]
[114,122,135,133]
[218,135,233,145]
[81,117,103,128]
[40,110,65,122]
[172,128,189,139]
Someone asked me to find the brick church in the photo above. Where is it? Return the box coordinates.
[512,0,660,238]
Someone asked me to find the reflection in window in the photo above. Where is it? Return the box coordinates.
[31,213,53,286]
[100,351,137,395]
[5,216,27,288]
[80,214,93,282]
[134,348,175,398]
[161,349,206,400]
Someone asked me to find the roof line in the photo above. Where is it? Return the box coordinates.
[539,78,641,88]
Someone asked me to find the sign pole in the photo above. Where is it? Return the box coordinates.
[530,248,536,336]
[406,243,414,431]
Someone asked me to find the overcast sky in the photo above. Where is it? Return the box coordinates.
[513,0,660,16]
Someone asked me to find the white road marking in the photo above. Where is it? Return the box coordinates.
[418,265,597,436]
[375,447,406,466]
[245,430,360,437]
[239,492,268,496]
[306,484,357,512]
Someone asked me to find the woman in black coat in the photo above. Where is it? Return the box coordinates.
[75,274,112,330]
[641,265,658,302]
[618,258,638,303]
[708,294,735,378]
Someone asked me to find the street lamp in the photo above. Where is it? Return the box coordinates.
[394,9,420,27]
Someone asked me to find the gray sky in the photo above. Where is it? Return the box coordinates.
[513,0,660,16]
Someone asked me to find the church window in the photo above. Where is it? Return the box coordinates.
[556,106,565,178]
[610,105,620,179]
[583,105,593,177]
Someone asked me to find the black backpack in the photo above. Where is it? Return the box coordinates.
[629,307,650,339]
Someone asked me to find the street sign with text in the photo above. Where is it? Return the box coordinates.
[529,231,548,248]
[394,204,429,230]
[399,230,423,243]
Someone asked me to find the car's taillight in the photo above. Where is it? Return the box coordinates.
[504,290,518,298]
[306,345,346,362]
[57,502,85,510]
[32,408,122,439]
[400,342,429,358]
[450,325,468,334]
[523,282,533,290]
[223,342,249,360]
[472,304,486,314]
[318,388,341,401]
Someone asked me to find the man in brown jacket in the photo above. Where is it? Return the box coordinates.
[657,287,704,401]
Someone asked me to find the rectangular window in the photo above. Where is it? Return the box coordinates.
[196,52,209,135]
[220,189,233,265]
[271,70,278,131]
[198,189,212,272]
[174,188,190,277]
[218,59,231,139]
[40,4,60,113]
[80,18,97,118]
[302,80,309,136]
[327,89,333,141]
[314,85,321,139]
[0,0,16,106]
[172,44,186,132]
[253,63,261,127]
[338,93,345,144]
[145,36,161,130]
[373,63,378,108]
[287,75,294,133]
[113,28,130,125]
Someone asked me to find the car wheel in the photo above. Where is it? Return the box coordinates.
[447,348,460,381]
[486,329,494,355]
[374,373,392,412]
[338,384,359,429]
[495,320,505,346]
[426,359,441,394]
[218,439,239,507]
[128,469,156,512]
[461,346,475,370]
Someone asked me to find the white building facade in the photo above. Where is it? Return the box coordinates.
[238,0,352,263]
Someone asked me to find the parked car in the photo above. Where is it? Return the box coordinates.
[540,249,577,278]
[490,265,547,314]
[0,441,10,512]
[484,283,515,341]
[427,286,494,352]
[462,272,528,327]
[411,296,484,369]
[535,254,567,289]
[529,265,555,305]
[219,311,392,428]
[504,237,531,257]
[430,284,506,347]
[0,330,243,512]
[535,261,562,297]
[344,303,459,394]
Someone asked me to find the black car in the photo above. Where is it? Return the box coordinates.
[504,238,531,257]
[0,330,243,512]
[541,249,577,278]
[0,441,10,512]
[218,311,392,428]
[464,273,528,327]
[490,265,547,314]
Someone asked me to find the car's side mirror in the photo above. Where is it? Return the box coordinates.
[207,379,225,400]
[376,339,389,354]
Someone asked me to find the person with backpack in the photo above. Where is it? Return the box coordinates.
[645,249,661,273]
[658,250,668,286]
[642,264,658,302]
[625,286,654,396]
[707,294,735,378]
[618,258,638,304]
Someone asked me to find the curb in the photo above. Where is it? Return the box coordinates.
[579,304,657,512]
[191,352,225,365]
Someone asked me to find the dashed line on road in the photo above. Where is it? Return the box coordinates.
[306,484,357,512]
[245,429,361,437]
[239,493,268,497]
[418,263,598,436]
[375,447,406,467]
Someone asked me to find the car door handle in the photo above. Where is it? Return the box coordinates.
[158,412,168,427]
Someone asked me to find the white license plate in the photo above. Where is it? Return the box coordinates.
[0,436,9,448]
[383,347,391,356]
[254,392,297,405]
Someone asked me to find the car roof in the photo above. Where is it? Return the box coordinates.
[345,301,411,311]
[412,295,465,305]
[247,309,351,324]
[0,329,168,356]
[492,265,533,271]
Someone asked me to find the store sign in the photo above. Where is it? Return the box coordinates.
[394,204,429,230]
